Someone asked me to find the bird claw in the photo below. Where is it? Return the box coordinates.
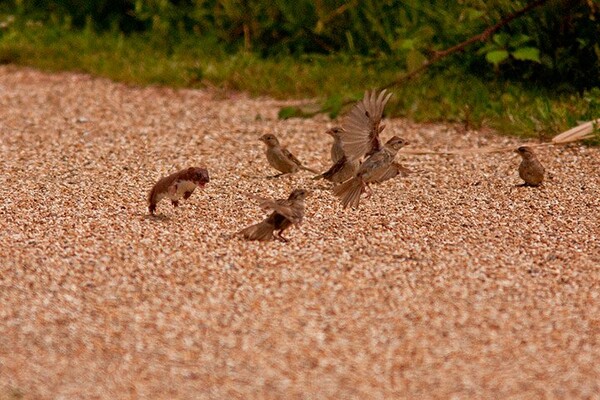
[275,232,289,243]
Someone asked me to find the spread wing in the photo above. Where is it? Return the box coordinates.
[342,89,393,162]
[270,199,304,224]
[248,196,303,224]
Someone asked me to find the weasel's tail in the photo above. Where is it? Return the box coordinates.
[333,177,364,209]
[237,221,275,241]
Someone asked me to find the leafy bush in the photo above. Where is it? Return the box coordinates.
[2,0,599,89]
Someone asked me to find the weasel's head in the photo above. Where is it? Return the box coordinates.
[187,167,210,187]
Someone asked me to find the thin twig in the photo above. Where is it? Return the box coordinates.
[379,0,549,91]
[285,1,550,118]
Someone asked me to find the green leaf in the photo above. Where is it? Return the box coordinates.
[465,8,484,21]
[492,33,509,47]
[399,38,415,50]
[406,49,427,73]
[477,42,497,55]
[485,50,509,65]
[512,47,540,62]
[509,34,531,48]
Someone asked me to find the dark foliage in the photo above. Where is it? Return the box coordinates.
[3,0,600,88]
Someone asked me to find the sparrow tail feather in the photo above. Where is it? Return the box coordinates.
[333,177,364,209]
[237,221,275,241]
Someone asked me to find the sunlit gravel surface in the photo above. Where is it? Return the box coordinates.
[1,66,599,399]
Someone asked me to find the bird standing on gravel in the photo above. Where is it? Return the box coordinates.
[516,146,545,186]
[238,188,310,242]
[147,167,210,214]
[259,134,318,177]
[313,127,359,183]
[333,89,409,208]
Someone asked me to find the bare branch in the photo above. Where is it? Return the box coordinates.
[379,0,549,91]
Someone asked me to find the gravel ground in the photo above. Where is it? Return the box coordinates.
[1,66,599,399]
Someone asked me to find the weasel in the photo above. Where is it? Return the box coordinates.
[148,167,210,214]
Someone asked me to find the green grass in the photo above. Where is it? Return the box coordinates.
[1,20,599,142]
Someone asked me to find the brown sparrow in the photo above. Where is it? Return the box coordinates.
[259,134,318,177]
[326,126,346,163]
[312,155,359,183]
[516,146,545,186]
[148,167,209,214]
[333,136,409,208]
[238,188,310,242]
[313,127,359,183]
